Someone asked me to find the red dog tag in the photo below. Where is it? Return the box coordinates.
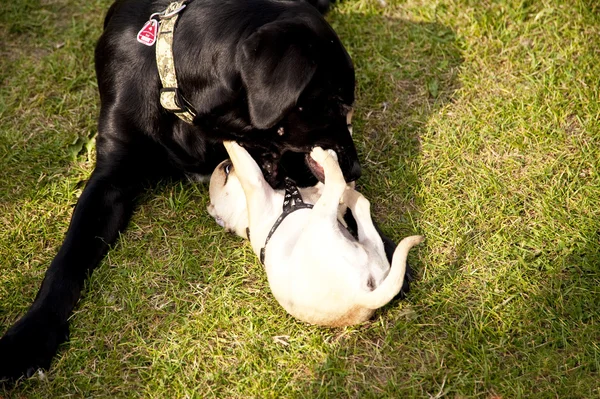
[137,19,158,46]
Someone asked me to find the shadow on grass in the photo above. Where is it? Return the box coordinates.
[297,11,463,398]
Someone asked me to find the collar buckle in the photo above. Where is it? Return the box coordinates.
[160,3,187,19]
[159,88,197,123]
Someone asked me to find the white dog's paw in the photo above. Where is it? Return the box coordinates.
[310,146,327,164]
[310,147,338,164]
[326,149,338,162]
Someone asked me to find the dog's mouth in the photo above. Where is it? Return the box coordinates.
[305,153,325,183]
[259,151,322,187]
[255,145,359,188]
[214,216,225,228]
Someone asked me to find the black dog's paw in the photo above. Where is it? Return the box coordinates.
[0,311,69,382]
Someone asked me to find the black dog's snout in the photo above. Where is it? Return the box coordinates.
[335,130,361,182]
[344,159,362,182]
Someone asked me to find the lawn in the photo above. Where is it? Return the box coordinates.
[1,0,599,397]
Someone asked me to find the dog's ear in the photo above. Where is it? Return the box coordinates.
[240,20,318,129]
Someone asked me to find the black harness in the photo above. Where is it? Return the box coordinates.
[247,178,313,264]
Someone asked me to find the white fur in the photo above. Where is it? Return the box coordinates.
[207,142,423,326]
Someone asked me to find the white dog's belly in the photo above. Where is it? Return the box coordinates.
[274,277,376,326]
[266,238,382,326]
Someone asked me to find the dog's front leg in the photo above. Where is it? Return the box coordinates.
[309,147,347,220]
[222,141,270,192]
[341,190,386,258]
[222,141,279,251]
[0,134,163,381]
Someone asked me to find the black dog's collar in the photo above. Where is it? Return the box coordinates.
[155,1,198,124]
[258,178,313,264]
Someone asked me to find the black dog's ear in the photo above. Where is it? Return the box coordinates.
[240,20,318,130]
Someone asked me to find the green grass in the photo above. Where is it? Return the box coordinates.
[1,0,599,397]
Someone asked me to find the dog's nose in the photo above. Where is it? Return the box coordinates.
[344,159,362,182]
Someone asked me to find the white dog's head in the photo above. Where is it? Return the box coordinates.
[207,159,249,239]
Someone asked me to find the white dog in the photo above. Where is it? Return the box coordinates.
[208,141,423,326]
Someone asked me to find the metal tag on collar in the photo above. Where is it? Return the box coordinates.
[137,18,159,46]
[136,2,187,46]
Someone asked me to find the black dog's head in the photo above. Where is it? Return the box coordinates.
[237,11,359,187]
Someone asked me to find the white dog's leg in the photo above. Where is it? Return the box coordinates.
[309,147,347,219]
[223,141,268,192]
[341,189,386,258]
[222,141,279,252]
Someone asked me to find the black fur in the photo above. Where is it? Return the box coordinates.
[0,0,402,381]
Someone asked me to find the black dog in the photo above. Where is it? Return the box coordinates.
[0,0,408,380]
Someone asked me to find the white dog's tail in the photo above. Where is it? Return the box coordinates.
[356,235,424,310]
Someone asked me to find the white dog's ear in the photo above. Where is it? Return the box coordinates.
[240,20,318,129]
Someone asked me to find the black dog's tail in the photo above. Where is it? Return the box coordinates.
[302,0,337,14]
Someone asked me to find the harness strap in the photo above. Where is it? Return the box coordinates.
[259,178,313,264]
[156,1,197,124]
